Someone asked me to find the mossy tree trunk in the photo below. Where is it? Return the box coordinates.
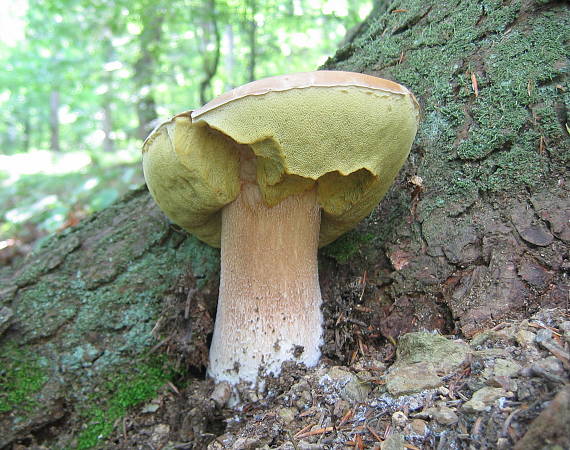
[1,0,568,447]
[320,0,568,346]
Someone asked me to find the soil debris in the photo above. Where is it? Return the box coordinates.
[102,308,569,449]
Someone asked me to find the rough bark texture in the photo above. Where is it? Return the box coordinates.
[1,0,568,447]
[321,0,569,342]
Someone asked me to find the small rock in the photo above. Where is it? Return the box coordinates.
[141,403,160,414]
[323,367,371,403]
[405,418,428,438]
[208,433,235,449]
[381,431,405,450]
[396,332,470,372]
[277,407,297,424]
[150,424,170,444]
[385,333,470,396]
[514,386,570,450]
[332,399,350,417]
[386,362,444,396]
[487,376,518,392]
[462,387,511,413]
[535,328,553,343]
[532,356,565,376]
[426,405,458,425]
[207,440,225,450]
[392,411,408,428]
[0,306,13,337]
[210,382,232,408]
[232,437,262,449]
[485,358,521,378]
[516,329,536,348]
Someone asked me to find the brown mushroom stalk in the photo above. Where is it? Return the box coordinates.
[210,147,322,383]
[142,71,420,387]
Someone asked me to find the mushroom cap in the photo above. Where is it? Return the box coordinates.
[143,71,419,247]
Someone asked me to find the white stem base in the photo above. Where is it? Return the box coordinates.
[208,178,323,385]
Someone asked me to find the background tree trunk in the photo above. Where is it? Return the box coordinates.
[1,0,568,447]
[49,89,60,152]
[246,0,257,82]
[198,0,221,104]
[133,6,165,140]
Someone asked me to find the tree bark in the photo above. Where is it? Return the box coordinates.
[246,0,257,82]
[133,6,165,140]
[1,1,568,447]
[224,24,236,90]
[49,89,60,152]
[101,33,115,152]
[198,0,221,104]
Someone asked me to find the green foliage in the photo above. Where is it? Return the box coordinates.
[76,359,178,449]
[0,0,373,154]
[0,343,49,414]
[0,0,373,242]
[0,152,142,241]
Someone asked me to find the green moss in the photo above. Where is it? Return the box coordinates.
[76,359,178,449]
[328,0,568,213]
[0,343,49,414]
[321,229,374,264]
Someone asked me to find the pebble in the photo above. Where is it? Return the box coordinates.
[392,411,408,428]
[516,329,536,348]
[532,356,565,376]
[277,407,297,424]
[426,405,459,425]
[462,387,511,413]
[210,382,232,408]
[381,431,405,450]
[323,367,371,403]
[405,418,428,437]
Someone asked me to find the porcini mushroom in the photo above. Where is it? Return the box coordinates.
[142,71,419,386]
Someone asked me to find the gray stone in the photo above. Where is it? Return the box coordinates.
[386,362,445,396]
[395,332,470,371]
[392,411,408,428]
[405,418,429,438]
[426,405,459,425]
[0,306,13,337]
[490,358,521,378]
[462,387,511,413]
[532,356,565,376]
[386,332,470,395]
[514,386,570,450]
[515,329,536,348]
[323,366,371,403]
[277,407,297,424]
[381,431,405,450]
[232,437,263,449]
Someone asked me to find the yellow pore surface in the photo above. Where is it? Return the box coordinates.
[143,85,419,247]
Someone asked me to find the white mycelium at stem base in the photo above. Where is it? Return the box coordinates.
[208,148,323,385]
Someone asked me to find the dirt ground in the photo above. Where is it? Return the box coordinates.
[99,307,569,450]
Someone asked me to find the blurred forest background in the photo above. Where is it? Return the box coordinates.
[0,0,371,260]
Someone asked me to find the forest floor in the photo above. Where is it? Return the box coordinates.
[0,150,143,267]
[98,308,570,450]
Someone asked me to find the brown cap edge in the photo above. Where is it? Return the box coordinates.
[192,71,415,118]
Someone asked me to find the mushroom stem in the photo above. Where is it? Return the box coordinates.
[208,150,323,385]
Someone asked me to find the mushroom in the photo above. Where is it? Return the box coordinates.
[142,71,419,386]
